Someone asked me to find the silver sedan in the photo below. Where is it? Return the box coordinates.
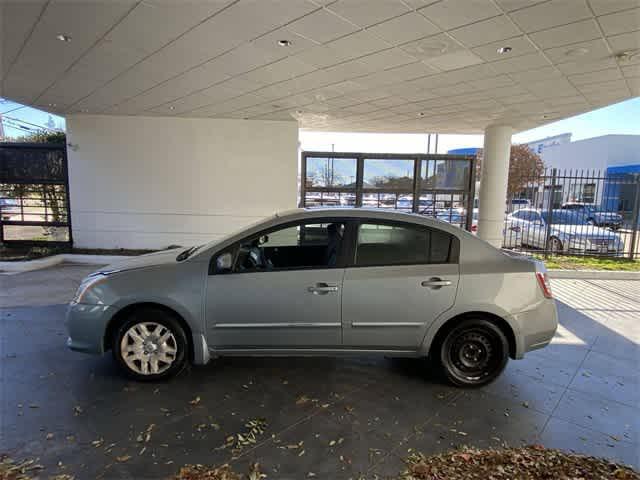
[66,208,558,387]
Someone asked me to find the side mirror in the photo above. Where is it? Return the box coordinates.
[216,252,233,272]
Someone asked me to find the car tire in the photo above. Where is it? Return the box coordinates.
[587,218,597,226]
[436,318,509,388]
[112,307,189,381]
[547,236,563,253]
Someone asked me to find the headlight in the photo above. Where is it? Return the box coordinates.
[72,274,108,304]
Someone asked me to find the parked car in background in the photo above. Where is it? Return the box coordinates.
[0,198,20,221]
[507,208,624,254]
[507,198,531,213]
[560,202,623,229]
[67,208,557,388]
[470,209,522,249]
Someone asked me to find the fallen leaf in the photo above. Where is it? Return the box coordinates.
[116,455,131,463]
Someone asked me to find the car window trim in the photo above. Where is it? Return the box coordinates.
[209,217,353,275]
[348,218,458,268]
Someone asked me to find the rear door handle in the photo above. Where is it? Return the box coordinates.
[308,283,339,295]
[421,278,452,289]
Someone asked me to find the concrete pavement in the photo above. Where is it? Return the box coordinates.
[1,265,638,479]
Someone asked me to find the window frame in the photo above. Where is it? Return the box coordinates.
[348,218,459,268]
[209,217,353,275]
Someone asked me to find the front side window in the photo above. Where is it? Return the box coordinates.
[355,222,453,267]
[234,221,346,272]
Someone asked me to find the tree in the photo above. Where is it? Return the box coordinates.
[6,130,66,144]
[314,159,343,187]
[475,144,544,198]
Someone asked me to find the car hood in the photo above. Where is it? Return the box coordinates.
[551,224,618,238]
[94,248,184,275]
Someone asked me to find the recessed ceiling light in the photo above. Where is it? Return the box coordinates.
[47,103,57,107]
[615,49,640,63]
[277,39,291,47]
[497,46,512,54]
[80,109,89,113]
[56,34,72,42]
[565,47,589,57]
[418,112,425,117]
[272,104,281,109]
[168,106,175,110]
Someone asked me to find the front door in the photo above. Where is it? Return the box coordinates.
[206,220,348,349]
[342,221,459,350]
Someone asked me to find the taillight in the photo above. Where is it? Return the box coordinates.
[471,224,477,232]
[536,272,553,299]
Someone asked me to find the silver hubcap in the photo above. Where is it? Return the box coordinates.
[120,322,177,375]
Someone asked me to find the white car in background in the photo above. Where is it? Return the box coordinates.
[506,208,624,254]
[471,209,522,249]
[0,198,20,221]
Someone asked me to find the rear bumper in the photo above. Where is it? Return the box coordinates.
[511,299,558,359]
[65,303,114,355]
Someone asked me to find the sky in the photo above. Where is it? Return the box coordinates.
[1,96,638,153]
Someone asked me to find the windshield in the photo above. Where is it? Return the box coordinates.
[180,214,279,260]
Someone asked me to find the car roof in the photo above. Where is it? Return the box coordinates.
[267,207,471,235]
[276,207,441,222]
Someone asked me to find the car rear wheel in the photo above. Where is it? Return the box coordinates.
[113,307,188,381]
[437,318,509,388]
[547,236,563,253]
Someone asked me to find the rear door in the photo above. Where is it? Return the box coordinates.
[341,220,459,350]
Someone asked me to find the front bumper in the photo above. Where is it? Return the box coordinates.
[65,303,114,355]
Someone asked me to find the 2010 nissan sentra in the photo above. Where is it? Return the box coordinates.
[66,208,558,387]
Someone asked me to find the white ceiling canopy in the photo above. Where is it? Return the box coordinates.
[1,0,638,133]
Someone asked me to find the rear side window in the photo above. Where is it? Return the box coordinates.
[355,222,455,266]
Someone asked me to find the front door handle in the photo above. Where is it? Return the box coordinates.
[308,283,339,295]
[421,278,452,289]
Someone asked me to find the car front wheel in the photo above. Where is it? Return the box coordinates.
[113,307,188,381]
[437,318,509,388]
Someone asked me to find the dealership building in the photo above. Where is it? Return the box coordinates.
[1,0,638,249]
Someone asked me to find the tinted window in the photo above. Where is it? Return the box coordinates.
[355,222,453,266]
[234,221,346,271]
[530,211,542,223]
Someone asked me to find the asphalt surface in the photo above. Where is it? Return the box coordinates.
[1,265,638,479]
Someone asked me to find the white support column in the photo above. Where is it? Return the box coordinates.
[477,124,513,248]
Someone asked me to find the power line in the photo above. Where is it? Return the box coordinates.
[0,104,27,115]
[2,114,63,132]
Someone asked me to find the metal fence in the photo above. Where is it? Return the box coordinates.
[0,143,72,246]
[502,168,640,259]
[300,151,476,230]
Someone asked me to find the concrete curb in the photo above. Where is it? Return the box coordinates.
[548,269,640,280]
[0,254,130,274]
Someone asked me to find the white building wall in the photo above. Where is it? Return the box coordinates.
[539,135,640,171]
[66,115,298,249]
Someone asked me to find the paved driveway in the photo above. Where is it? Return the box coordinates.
[1,265,638,479]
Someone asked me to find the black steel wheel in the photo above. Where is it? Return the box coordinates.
[438,318,509,388]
